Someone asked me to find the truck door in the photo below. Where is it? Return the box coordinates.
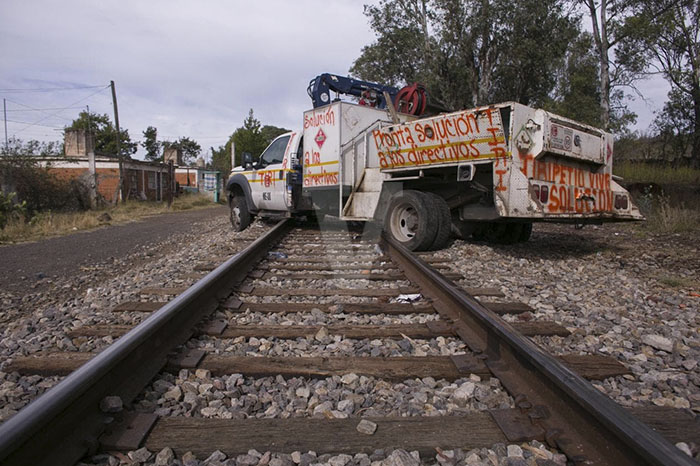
[254,133,294,210]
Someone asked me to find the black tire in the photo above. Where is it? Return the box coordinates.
[518,222,533,242]
[490,223,521,244]
[383,190,438,251]
[424,192,451,250]
[229,195,251,232]
[452,216,476,240]
[471,222,489,241]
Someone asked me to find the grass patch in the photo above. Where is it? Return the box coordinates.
[0,193,217,244]
[655,274,699,289]
[614,161,700,185]
[642,196,700,234]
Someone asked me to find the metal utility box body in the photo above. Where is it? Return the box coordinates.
[366,101,642,222]
[301,102,411,191]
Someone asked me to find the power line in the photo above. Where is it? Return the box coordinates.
[5,106,86,112]
[159,135,231,140]
[0,84,107,93]
[13,85,111,135]
[2,118,63,129]
[4,98,77,123]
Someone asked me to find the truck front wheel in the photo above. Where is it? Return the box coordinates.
[384,190,438,251]
[229,195,252,232]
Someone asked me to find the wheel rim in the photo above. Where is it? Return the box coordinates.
[230,206,241,229]
[389,202,419,242]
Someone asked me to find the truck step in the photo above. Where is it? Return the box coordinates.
[359,167,384,191]
[343,191,381,218]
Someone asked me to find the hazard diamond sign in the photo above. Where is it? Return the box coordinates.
[315,128,326,149]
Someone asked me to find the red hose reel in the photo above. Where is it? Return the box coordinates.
[394,83,428,116]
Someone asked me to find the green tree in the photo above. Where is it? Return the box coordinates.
[141,126,160,161]
[231,109,268,167]
[210,112,290,175]
[652,88,695,164]
[66,111,137,157]
[578,0,676,131]
[622,0,699,165]
[0,136,62,156]
[490,0,579,107]
[162,136,202,165]
[210,144,230,175]
[260,125,290,146]
[350,0,435,87]
[544,33,603,127]
[351,0,582,112]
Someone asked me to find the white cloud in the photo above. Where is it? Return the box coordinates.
[0,0,676,160]
[0,0,375,158]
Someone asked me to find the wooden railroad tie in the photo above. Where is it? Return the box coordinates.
[258,263,452,271]
[67,320,570,340]
[238,286,504,298]
[221,300,434,315]
[98,406,700,458]
[7,352,628,381]
[271,255,389,263]
[258,263,400,272]
[113,299,532,317]
[257,271,463,281]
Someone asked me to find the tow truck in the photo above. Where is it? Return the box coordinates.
[226,73,642,250]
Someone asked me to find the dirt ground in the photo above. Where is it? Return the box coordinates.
[1,209,697,298]
[0,205,228,296]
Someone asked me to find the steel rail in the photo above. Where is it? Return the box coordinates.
[0,219,292,466]
[382,233,694,466]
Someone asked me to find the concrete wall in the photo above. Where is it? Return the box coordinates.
[163,147,182,166]
[64,129,94,157]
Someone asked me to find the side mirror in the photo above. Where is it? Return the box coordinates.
[243,152,253,169]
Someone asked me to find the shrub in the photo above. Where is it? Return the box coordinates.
[0,155,89,216]
[0,192,26,229]
[644,194,700,234]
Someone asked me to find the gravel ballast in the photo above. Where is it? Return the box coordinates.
[434,224,700,415]
[2,218,698,462]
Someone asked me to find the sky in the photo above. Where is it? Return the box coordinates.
[0,0,671,161]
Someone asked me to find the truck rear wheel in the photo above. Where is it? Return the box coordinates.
[384,190,438,251]
[519,222,533,242]
[229,195,251,232]
[424,193,451,250]
[493,223,520,244]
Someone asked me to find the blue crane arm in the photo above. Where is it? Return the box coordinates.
[307,73,399,109]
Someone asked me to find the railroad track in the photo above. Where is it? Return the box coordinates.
[0,219,697,465]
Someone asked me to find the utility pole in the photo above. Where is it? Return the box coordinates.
[3,98,8,152]
[110,80,124,204]
[86,105,98,208]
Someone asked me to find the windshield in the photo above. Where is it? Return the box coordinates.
[259,135,290,167]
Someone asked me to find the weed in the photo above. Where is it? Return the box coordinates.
[614,161,700,185]
[0,192,26,229]
[644,195,700,234]
[656,274,699,289]
[0,193,216,243]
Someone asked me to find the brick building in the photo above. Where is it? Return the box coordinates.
[42,130,174,203]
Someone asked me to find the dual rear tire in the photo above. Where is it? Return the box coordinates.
[383,190,451,251]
